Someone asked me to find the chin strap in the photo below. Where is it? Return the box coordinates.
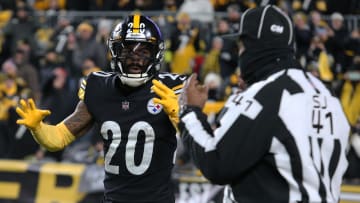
[119,74,150,87]
[114,59,156,87]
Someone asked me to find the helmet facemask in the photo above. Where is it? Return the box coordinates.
[109,41,160,87]
[108,15,164,87]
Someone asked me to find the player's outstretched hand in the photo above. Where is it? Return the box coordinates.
[151,80,179,118]
[16,99,51,130]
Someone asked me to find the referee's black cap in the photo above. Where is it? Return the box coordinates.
[223,5,294,48]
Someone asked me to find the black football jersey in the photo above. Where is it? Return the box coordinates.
[79,71,186,202]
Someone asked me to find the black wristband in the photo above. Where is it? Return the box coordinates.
[179,105,202,117]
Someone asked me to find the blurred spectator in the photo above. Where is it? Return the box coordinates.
[179,0,215,24]
[343,28,360,77]
[41,67,78,125]
[308,10,329,36]
[95,18,113,45]
[293,12,313,64]
[75,58,101,101]
[17,39,39,68]
[154,14,176,45]
[39,48,64,84]
[60,30,78,76]
[346,28,360,54]
[291,0,328,13]
[204,72,223,102]
[12,47,41,102]
[215,18,238,80]
[178,0,214,49]
[41,0,65,27]
[168,12,202,74]
[200,36,222,81]
[276,0,292,14]
[2,2,40,56]
[40,67,78,161]
[0,60,29,121]
[35,27,55,58]
[203,72,224,128]
[340,55,360,126]
[0,8,13,65]
[163,0,181,12]
[0,7,12,28]
[155,14,177,71]
[80,58,101,81]
[0,59,34,159]
[49,12,74,53]
[225,4,241,34]
[307,36,323,73]
[326,12,350,75]
[16,39,36,63]
[306,35,335,92]
[72,22,107,78]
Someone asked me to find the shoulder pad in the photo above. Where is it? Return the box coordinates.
[157,72,187,84]
[157,72,187,95]
[77,71,115,100]
[78,77,86,100]
[89,71,115,78]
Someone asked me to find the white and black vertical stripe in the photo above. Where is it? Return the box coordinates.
[239,8,251,36]
[328,140,341,198]
[270,132,310,201]
[272,5,293,45]
[257,5,271,39]
[309,137,327,202]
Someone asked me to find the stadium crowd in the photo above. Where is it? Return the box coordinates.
[0,0,359,186]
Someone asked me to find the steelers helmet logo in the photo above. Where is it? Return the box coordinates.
[147,98,163,114]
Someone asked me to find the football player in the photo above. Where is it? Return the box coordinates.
[16,14,186,203]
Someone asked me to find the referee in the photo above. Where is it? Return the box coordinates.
[179,5,350,203]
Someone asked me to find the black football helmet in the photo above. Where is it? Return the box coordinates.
[108,14,164,87]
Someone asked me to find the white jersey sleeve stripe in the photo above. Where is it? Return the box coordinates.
[181,112,217,152]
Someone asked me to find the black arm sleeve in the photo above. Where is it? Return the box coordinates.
[179,95,275,185]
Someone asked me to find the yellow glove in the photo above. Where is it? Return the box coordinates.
[16,99,51,130]
[16,99,75,151]
[151,80,179,129]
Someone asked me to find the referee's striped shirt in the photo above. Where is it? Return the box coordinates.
[180,68,350,203]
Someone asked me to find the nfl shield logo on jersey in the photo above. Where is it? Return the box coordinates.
[147,98,163,115]
[122,101,130,110]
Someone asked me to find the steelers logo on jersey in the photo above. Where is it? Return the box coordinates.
[147,98,163,115]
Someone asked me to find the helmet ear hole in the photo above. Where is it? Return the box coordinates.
[109,41,123,58]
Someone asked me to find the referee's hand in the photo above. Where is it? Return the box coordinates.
[180,73,208,109]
